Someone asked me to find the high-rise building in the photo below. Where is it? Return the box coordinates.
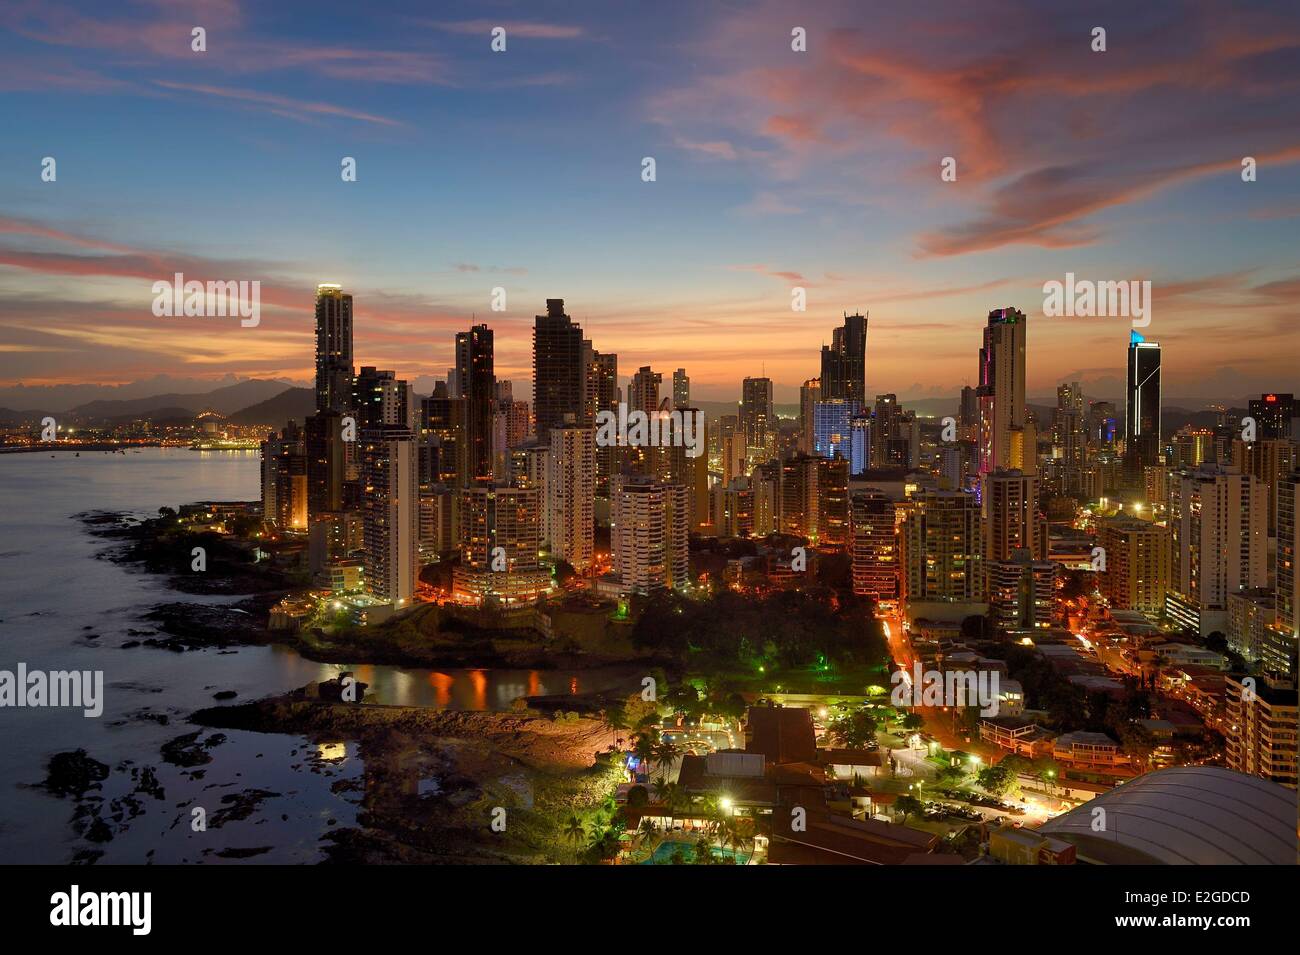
[360,422,418,607]
[454,484,550,604]
[850,488,897,599]
[817,456,850,547]
[1167,465,1268,635]
[261,421,307,530]
[1097,515,1171,613]
[712,477,755,538]
[629,366,663,414]
[1125,330,1162,479]
[533,299,585,444]
[1231,438,1298,535]
[1278,471,1299,640]
[455,324,496,484]
[779,454,820,539]
[1248,393,1295,440]
[977,308,1027,477]
[740,377,774,453]
[820,312,867,405]
[353,367,412,430]
[982,469,1041,563]
[849,411,872,477]
[673,368,690,409]
[987,548,1055,632]
[545,418,595,572]
[305,411,348,515]
[610,475,689,594]
[1224,675,1298,788]
[812,399,858,461]
[899,490,983,602]
[799,378,822,454]
[314,284,354,414]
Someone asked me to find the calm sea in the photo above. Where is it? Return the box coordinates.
[0,447,630,863]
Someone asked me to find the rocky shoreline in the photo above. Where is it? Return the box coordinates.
[189,685,625,863]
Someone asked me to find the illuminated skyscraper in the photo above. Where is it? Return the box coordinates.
[314,284,354,414]
[977,308,1027,476]
[849,489,897,599]
[545,417,595,572]
[610,475,689,594]
[360,422,418,607]
[1125,330,1162,479]
[741,376,774,453]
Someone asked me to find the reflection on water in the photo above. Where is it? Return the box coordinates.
[0,448,637,863]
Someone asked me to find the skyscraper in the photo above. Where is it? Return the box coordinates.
[820,312,867,405]
[314,284,354,414]
[1248,393,1295,440]
[977,308,1027,477]
[545,418,595,572]
[1167,465,1268,634]
[849,489,897,599]
[455,324,496,484]
[453,484,550,604]
[629,366,663,413]
[799,377,822,454]
[610,475,689,594]
[673,368,690,409]
[982,468,1041,563]
[1098,515,1172,613]
[1125,330,1162,479]
[741,377,774,453]
[812,398,858,461]
[1277,471,1298,639]
[360,422,418,607]
[533,299,585,444]
[899,490,983,602]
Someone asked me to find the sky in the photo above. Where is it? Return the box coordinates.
[1,0,1298,404]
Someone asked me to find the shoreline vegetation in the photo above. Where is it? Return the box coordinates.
[190,682,631,863]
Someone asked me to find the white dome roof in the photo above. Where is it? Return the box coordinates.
[1038,767,1296,865]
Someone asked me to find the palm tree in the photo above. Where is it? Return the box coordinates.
[600,706,630,752]
[632,732,657,775]
[562,814,586,862]
[653,738,681,776]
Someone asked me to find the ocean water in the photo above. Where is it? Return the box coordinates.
[0,448,631,863]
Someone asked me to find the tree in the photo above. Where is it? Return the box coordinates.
[830,709,879,748]
[976,763,1020,799]
[562,814,586,861]
[901,713,924,731]
[895,794,925,824]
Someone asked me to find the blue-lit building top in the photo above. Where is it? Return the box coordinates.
[814,399,859,462]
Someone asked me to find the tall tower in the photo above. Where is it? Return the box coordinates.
[456,323,496,484]
[820,312,867,405]
[532,299,585,445]
[673,368,690,409]
[1125,330,1162,479]
[314,284,354,414]
[546,418,595,572]
[360,421,418,607]
[741,377,774,454]
[977,308,1027,477]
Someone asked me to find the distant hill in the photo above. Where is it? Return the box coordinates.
[71,379,294,421]
[229,387,315,429]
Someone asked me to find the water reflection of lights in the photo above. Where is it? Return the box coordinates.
[317,742,347,761]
